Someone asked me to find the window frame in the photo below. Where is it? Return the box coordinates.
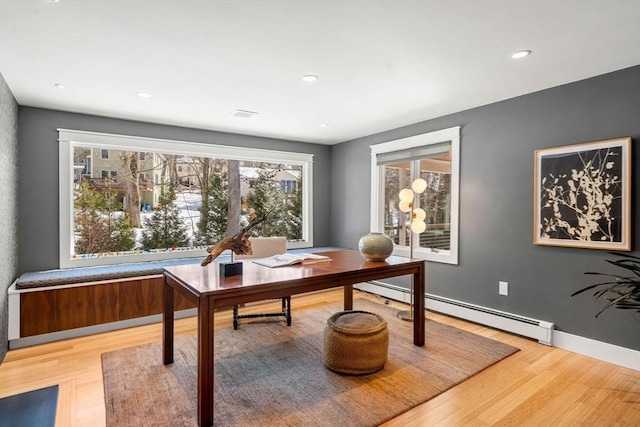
[369,126,460,264]
[59,129,314,268]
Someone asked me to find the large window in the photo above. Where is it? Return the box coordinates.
[370,126,460,264]
[59,129,314,268]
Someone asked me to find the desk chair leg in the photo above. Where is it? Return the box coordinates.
[232,297,292,330]
[284,296,292,326]
[232,305,239,330]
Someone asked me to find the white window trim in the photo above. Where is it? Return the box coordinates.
[59,129,314,268]
[369,126,460,265]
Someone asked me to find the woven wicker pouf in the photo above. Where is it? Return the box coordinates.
[322,310,389,375]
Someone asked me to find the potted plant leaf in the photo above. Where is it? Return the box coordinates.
[571,252,640,317]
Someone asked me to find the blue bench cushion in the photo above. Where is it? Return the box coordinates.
[14,257,207,289]
[15,247,344,290]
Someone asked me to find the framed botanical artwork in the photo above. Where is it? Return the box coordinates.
[533,137,632,250]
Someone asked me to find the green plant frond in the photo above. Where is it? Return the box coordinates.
[608,251,640,261]
[621,297,638,304]
[618,259,640,269]
[592,289,610,298]
[604,259,640,270]
[595,301,617,318]
[605,259,640,276]
[596,292,633,317]
[582,275,636,285]
[591,287,631,298]
[574,252,640,317]
[572,280,636,297]
[616,298,640,306]
[571,283,603,296]
[598,280,637,287]
[583,272,638,281]
[606,290,635,304]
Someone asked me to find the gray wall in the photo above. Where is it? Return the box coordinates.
[17,108,332,274]
[0,72,19,363]
[331,66,640,351]
[8,67,640,355]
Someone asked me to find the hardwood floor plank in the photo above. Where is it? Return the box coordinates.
[1,288,638,426]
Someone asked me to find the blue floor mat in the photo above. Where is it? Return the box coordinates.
[0,385,58,427]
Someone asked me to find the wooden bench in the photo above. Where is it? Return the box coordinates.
[8,257,210,348]
[8,248,342,348]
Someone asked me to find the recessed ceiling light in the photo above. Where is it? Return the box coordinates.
[137,92,152,98]
[320,123,329,128]
[54,83,65,89]
[302,74,319,82]
[510,50,532,59]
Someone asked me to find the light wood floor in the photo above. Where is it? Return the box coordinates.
[1,289,638,426]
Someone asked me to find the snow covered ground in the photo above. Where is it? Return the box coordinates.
[136,190,203,244]
[174,190,203,239]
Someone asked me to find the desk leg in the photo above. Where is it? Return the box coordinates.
[162,276,174,365]
[413,265,425,347]
[197,296,215,427]
[344,284,353,310]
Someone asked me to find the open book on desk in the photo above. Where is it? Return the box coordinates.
[251,252,331,268]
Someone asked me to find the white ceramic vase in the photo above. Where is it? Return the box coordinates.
[358,232,394,261]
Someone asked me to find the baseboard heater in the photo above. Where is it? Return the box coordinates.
[355,281,554,346]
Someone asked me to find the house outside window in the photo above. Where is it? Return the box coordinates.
[101,149,109,159]
[370,126,460,264]
[281,180,298,194]
[100,170,118,179]
[59,129,314,268]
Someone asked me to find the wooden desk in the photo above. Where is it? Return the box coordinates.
[162,249,425,427]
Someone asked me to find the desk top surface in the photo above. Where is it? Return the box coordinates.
[163,249,423,296]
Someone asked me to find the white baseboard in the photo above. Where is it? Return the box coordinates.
[552,330,640,371]
[355,281,640,372]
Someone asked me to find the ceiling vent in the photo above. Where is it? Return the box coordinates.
[230,109,259,118]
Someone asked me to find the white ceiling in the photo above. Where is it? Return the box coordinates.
[1,1,639,145]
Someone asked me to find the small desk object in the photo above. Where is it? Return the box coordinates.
[162,249,425,427]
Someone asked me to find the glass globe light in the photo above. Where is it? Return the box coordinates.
[411,220,426,234]
[413,208,426,222]
[412,178,427,194]
[398,188,414,202]
[399,200,412,212]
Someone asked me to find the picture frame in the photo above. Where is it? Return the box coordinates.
[533,137,632,250]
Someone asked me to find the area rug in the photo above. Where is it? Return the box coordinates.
[0,385,59,427]
[102,299,518,426]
